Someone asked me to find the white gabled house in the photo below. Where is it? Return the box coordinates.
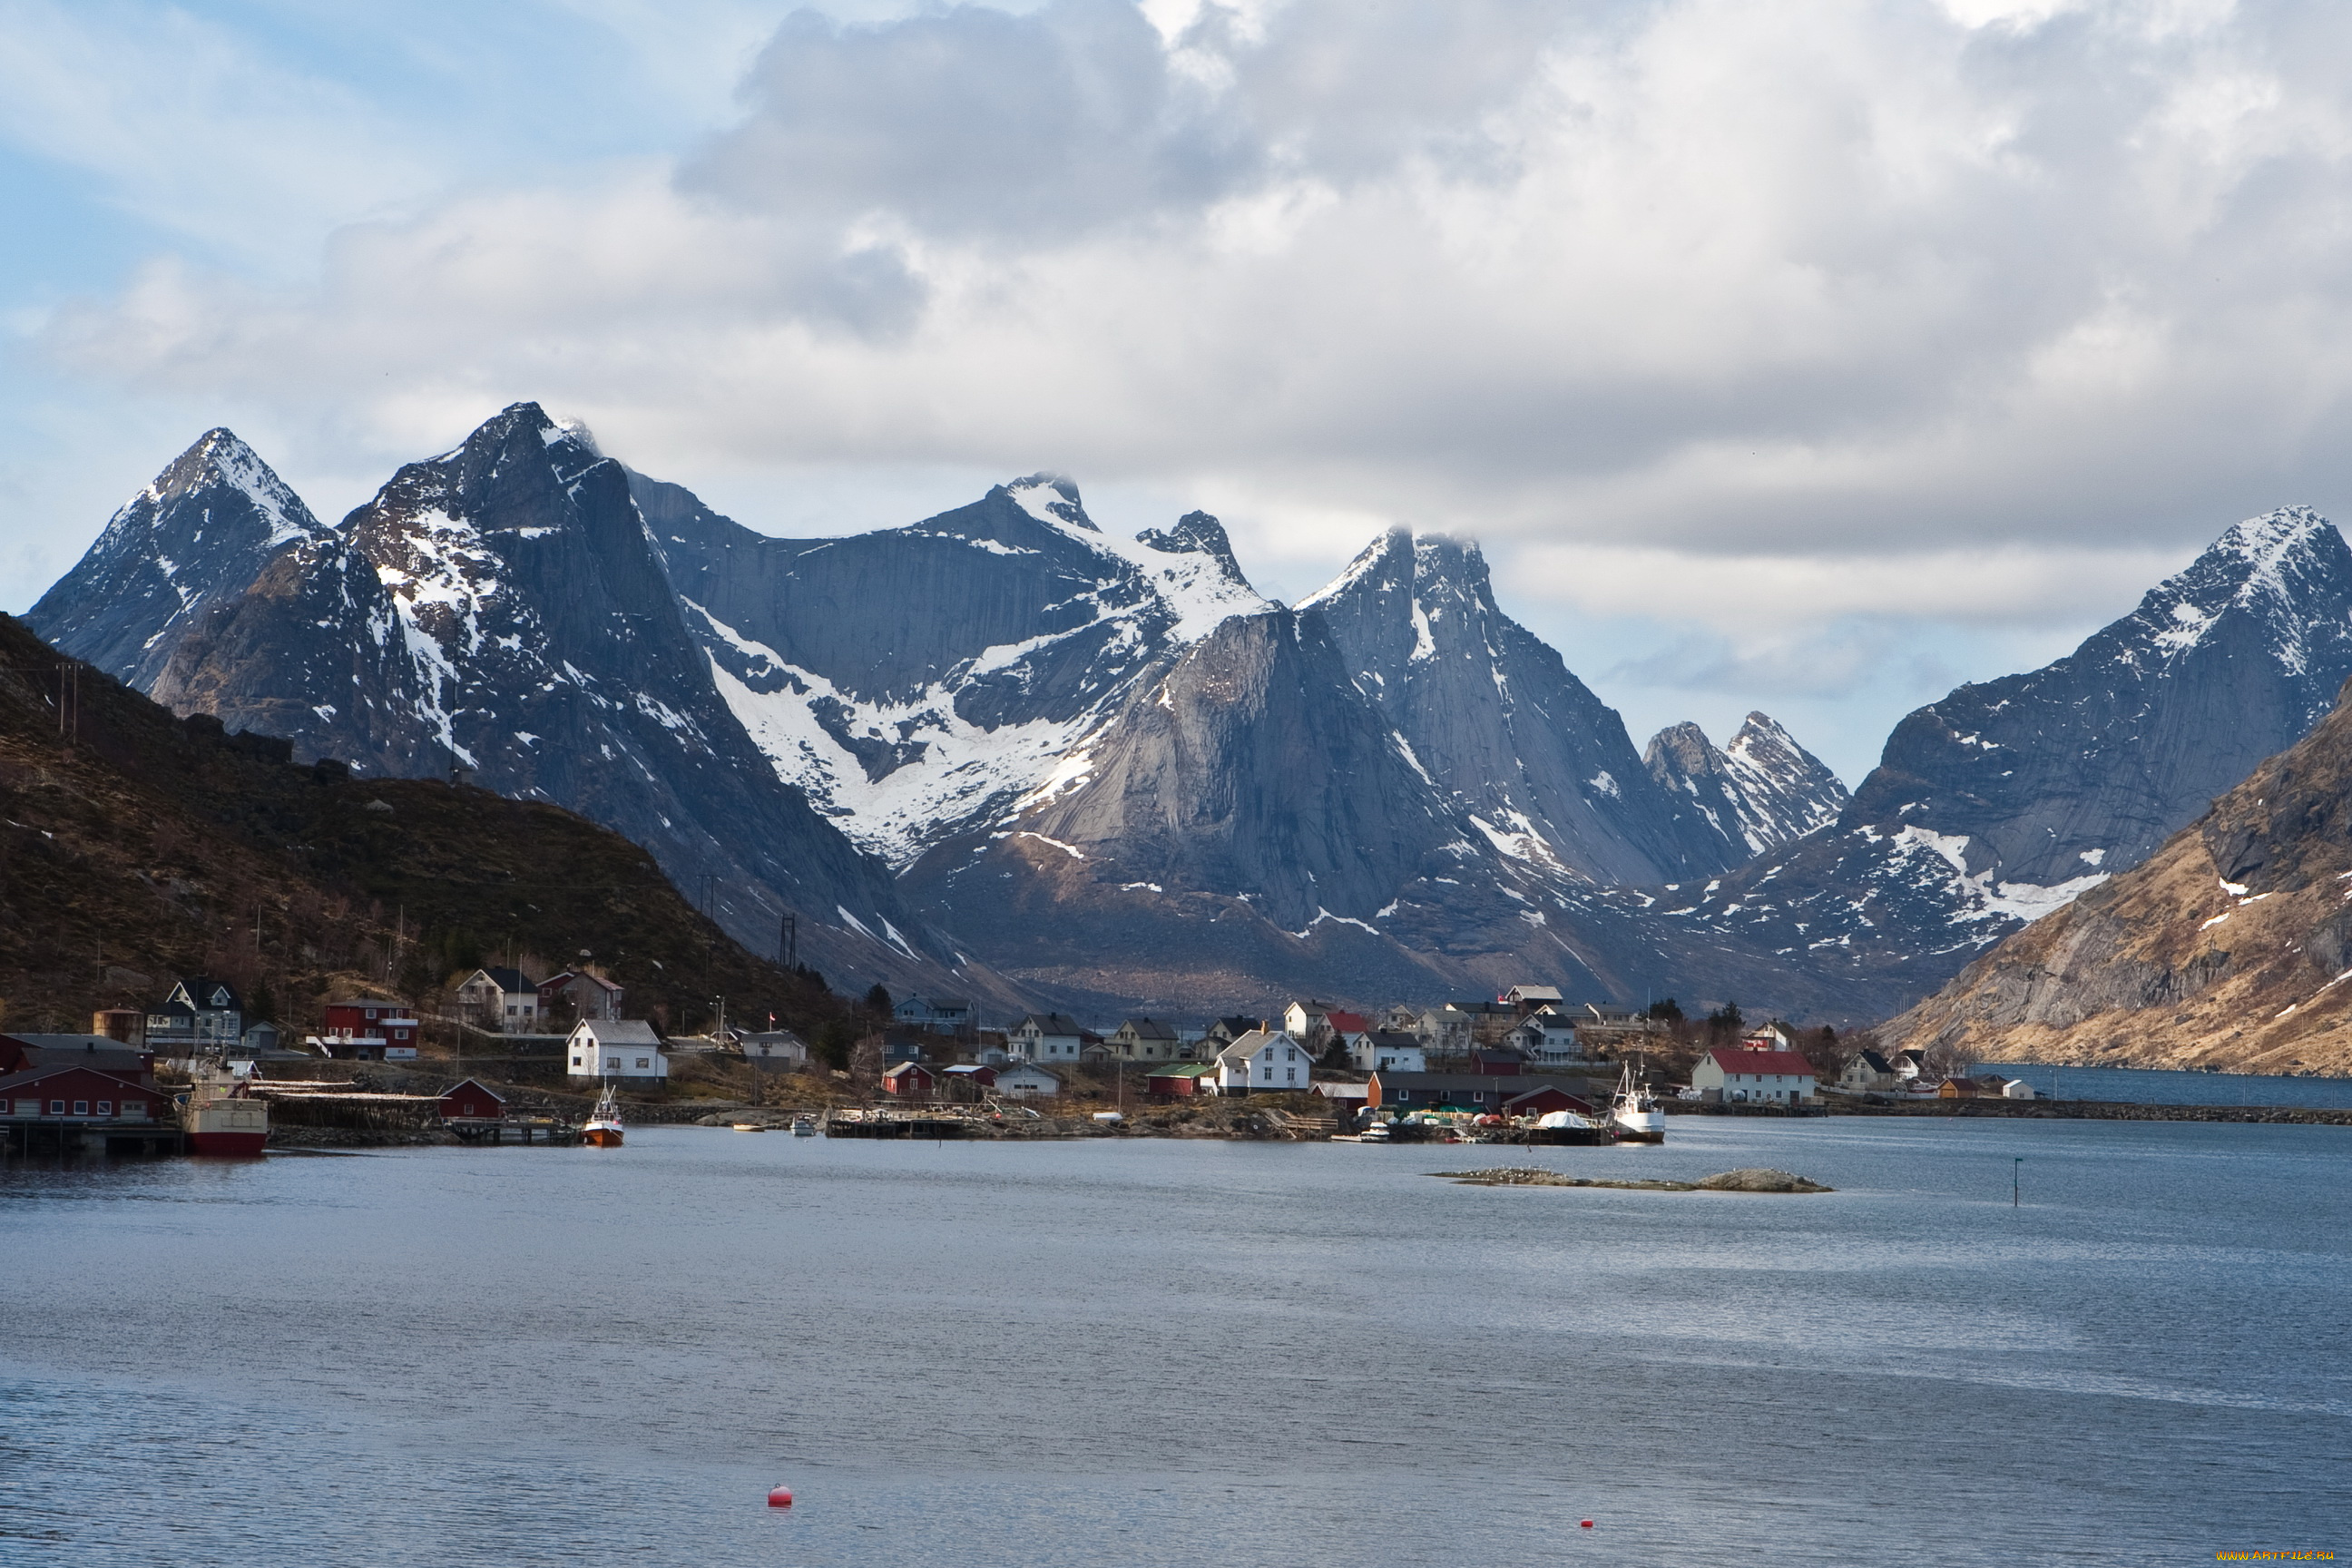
[566,1019,669,1080]
[1348,1030,1426,1073]
[1214,1029,1309,1094]
[1009,1013,1084,1063]
[1504,1010,1583,1066]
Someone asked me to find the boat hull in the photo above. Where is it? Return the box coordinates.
[582,1125,623,1147]
[187,1130,268,1157]
[1612,1122,1666,1144]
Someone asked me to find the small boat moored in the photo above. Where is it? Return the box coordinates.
[791,1114,818,1137]
[583,1086,625,1148]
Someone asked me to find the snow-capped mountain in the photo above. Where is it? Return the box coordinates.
[635,471,1266,867]
[27,405,946,991]
[27,429,327,688]
[1298,527,1746,884]
[1651,507,2352,1016]
[1643,713,1849,860]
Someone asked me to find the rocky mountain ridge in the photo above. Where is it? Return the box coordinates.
[1880,672,2352,1076]
[37,409,2352,1030]
[27,406,960,998]
[1643,508,2352,1018]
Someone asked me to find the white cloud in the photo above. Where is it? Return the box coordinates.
[21,0,2352,769]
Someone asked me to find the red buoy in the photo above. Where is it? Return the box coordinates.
[1580,1520,1593,1529]
[767,1485,794,1508]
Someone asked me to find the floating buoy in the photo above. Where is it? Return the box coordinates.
[767,1485,794,1508]
[1580,1520,1593,1529]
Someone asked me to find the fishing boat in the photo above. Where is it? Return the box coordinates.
[181,1079,269,1156]
[583,1086,625,1148]
[790,1114,818,1137]
[1610,1063,1666,1143]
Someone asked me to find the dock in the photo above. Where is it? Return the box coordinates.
[824,1110,969,1140]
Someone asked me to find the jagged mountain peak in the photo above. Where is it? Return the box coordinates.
[1003,473,1097,534]
[1299,524,1494,615]
[1643,712,1848,858]
[25,426,329,689]
[2107,505,2351,674]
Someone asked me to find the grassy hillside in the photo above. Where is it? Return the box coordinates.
[0,612,853,1043]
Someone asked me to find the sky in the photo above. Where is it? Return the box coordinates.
[6,0,2352,783]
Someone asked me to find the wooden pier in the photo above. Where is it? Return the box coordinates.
[824,1111,968,1140]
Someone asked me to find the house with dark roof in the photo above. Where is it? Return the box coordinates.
[454,967,543,1032]
[1009,1014,1085,1064]
[1838,1050,1896,1093]
[1348,1030,1426,1073]
[145,977,242,1053]
[1108,1017,1184,1062]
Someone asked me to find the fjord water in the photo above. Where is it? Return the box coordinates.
[1975,1061,2352,1109]
[4,1121,2346,1567]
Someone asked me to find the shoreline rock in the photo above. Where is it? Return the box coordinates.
[1435,1166,1832,1193]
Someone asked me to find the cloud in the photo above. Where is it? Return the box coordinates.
[32,0,2352,631]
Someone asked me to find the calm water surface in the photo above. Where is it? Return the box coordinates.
[3,1118,2347,1567]
[1975,1062,2352,1108]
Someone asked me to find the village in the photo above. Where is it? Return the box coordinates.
[0,966,2055,1156]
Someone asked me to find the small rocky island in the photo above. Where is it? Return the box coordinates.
[1436,1166,1833,1192]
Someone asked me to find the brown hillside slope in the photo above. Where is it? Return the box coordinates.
[0,613,838,1039]
[1883,676,2352,1075]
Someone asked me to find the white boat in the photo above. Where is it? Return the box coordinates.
[791,1114,818,1137]
[583,1085,624,1148]
[1357,1121,1392,1142]
[1610,1063,1666,1143]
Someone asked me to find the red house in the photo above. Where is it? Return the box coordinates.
[881,1061,936,1099]
[0,1064,167,1124]
[438,1078,507,1122]
[1501,1083,1590,1118]
[318,999,420,1060]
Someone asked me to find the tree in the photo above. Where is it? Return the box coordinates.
[1647,997,1684,1023]
[1704,1000,1744,1035]
[816,1017,856,1071]
[864,983,893,1015]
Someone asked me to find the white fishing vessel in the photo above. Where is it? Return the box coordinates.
[582,1085,624,1148]
[1610,1063,1666,1143]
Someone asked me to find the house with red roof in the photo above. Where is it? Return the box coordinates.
[1691,1046,1818,1105]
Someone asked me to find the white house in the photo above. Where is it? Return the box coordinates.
[566,1020,669,1080]
[454,967,542,1032]
[739,1031,809,1071]
[1408,1004,1475,1054]
[1690,1046,1817,1104]
[1348,1029,1426,1073]
[1838,1050,1897,1093]
[1281,1000,1341,1048]
[2002,1078,2038,1100]
[1504,1010,1583,1066]
[994,1063,1062,1098]
[1214,1029,1310,1094]
[1503,984,1563,1012]
[1009,1013,1085,1063]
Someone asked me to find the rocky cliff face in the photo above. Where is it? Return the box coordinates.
[1882,674,2352,1075]
[1652,509,2352,1019]
[1298,527,1740,884]
[29,406,950,994]
[1642,713,1848,859]
[27,429,326,688]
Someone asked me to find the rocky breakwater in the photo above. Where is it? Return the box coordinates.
[1436,1167,1833,1192]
